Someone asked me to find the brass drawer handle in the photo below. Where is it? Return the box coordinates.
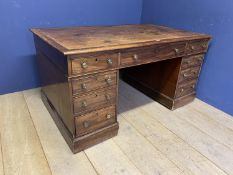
[81,62,88,69]
[174,48,180,54]
[81,83,87,90]
[83,121,90,128]
[106,114,112,119]
[107,58,113,65]
[105,94,111,101]
[133,54,139,61]
[191,46,196,50]
[105,77,112,85]
[81,101,87,108]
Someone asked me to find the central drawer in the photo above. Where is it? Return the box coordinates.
[120,42,186,67]
[73,87,116,115]
[75,105,116,136]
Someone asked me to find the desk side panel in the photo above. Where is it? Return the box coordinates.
[34,37,75,136]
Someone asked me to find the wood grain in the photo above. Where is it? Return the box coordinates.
[31,24,210,55]
[113,117,184,175]
[118,89,226,175]
[23,89,98,175]
[190,99,233,131]
[85,140,143,175]
[0,134,4,175]
[119,81,233,175]
[0,92,51,175]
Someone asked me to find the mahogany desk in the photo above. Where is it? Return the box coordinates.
[31,25,211,153]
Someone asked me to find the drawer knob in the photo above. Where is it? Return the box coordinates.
[192,84,195,89]
[202,44,207,49]
[133,54,139,61]
[106,77,112,85]
[197,57,203,61]
[81,101,87,108]
[183,73,189,78]
[106,114,112,119]
[191,46,195,50]
[83,121,90,128]
[81,83,87,90]
[81,62,88,69]
[181,88,184,92]
[105,94,111,101]
[174,48,180,54]
[107,58,113,65]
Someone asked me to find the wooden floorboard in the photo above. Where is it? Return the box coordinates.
[113,117,184,175]
[1,82,233,175]
[119,91,226,175]
[0,134,4,175]
[189,100,233,131]
[119,81,233,175]
[0,92,51,175]
[23,89,98,175]
[85,139,143,175]
[175,105,233,150]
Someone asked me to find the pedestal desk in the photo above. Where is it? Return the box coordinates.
[31,25,211,153]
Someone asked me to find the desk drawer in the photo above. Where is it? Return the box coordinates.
[181,54,204,70]
[176,80,197,98]
[70,52,119,75]
[71,71,117,95]
[75,105,116,136]
[120,42,186,67]
[178,67,201,83]
[186,40,209,55]
[73,87,116,115]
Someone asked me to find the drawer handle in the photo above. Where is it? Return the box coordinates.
[81,62,88,69]
[105,77,112,85]
[81,101,87,108]
[185,60,192,64]
[197,57,203,61]
[106,114,112,119]
[83,121,90,128]
[81,83,87,90]
[192,84,195,89]
[191,46,196,50]
[133,54,139,61]
[107,58,113,65]
[183,72,196,78]
[174,48,180,54]
[105,94,111,101]
[181,88,184,92]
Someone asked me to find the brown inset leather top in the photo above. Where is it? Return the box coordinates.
[31,24,210,55]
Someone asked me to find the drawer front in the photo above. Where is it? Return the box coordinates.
[120,42,186,67]
[75,105,116,136]
[176,80,197,98]
[70,52,119,75]
[181,54,204,70]
[186,40,209,55]
[73,87,116,115]
[71,71,117,95]
[178,67,201,83]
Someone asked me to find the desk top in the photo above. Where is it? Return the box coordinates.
[31,24,210,55]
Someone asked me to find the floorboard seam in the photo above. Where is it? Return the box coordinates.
[0,133,5,175]
[189,105,233,132]
[119,115,186,174]
[174,110,233,152]
[111,138,146,175]
[83,151,100,175]
[138,104,230,175]
[22,91,53,175]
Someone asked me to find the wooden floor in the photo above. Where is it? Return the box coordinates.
[0,81,233,175]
